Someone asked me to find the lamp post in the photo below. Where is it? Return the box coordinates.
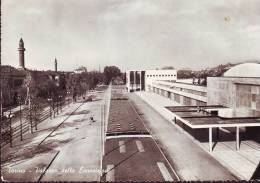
[47,98,53,119]
[32,96,38,131]
[17,95,23,141]
[66,91,70,107]
[29,96,33,134]
[56,96,59,115]
[59,95,62,112]
[7,111,14,147]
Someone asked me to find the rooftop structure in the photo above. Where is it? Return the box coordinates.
[224,63,260,77]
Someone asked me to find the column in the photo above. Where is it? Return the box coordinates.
[139,71,142,90]
[209,127,212,152]
[133,71,136,91]
[236,126,240,150]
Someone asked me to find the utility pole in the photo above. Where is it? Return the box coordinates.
[0,35,2,128]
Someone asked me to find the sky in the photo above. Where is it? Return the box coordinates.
[2,0,260,72]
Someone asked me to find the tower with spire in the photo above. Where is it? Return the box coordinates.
[18,38,26,69]
[54,58,57,72]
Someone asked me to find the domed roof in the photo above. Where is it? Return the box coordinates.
[224,63,260,77]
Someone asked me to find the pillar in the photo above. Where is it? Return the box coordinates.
[236,126,240,150]
[139,71,141,90]
[209,127,212,152]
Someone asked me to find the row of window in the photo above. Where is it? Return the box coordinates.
[146,74,176,77]
[157,83,207,97]
[151,86,206,106]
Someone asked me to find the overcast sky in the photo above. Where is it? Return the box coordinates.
[3,0,260,72]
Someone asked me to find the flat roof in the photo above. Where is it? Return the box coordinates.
[166,105,260,128]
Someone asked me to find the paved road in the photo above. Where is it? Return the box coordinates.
[102,85,179,181]
[107,99,148,135]
[129,92,238,181]
[102,137,178,181]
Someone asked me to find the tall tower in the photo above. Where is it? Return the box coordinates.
[18,38,26,69]
[54,58,57,72]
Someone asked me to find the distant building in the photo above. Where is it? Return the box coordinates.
[207,63,260,111]
[126,69,177,92]
[145,63,260,109]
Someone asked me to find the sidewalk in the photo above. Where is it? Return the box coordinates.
[130,91,237,181]
[134,91,260,180]
[1,87,111,182]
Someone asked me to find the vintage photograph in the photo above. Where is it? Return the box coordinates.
[1,0,260,182]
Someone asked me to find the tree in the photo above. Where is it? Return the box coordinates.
[161,66,175,70]
[75,66,87,73]
[103,66,121,85]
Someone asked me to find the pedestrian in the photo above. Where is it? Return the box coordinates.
[90,115,94,122]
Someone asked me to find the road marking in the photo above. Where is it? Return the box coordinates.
[119,140,126,153]
[136,140,145,152]
[157,162,173,181]
[128,99,180,181]
[106,164,115,182]
[106,134,152,139]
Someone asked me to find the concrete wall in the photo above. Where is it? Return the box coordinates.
[207,77,260,111]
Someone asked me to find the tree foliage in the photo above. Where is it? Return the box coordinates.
[161,66,175,70]
[103,66,121,85]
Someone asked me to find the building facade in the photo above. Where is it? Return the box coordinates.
[148,80,207,106]
[126,69,177,92]
[207,63,260,111]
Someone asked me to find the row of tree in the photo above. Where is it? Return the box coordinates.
[0,65,123,108]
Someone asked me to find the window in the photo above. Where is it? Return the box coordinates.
[153,75,155,77]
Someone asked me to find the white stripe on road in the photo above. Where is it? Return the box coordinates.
[136,140,145,152]
[119,141,126,153]
[106,164,115,182]
[106,134,152,139]
[157,162,173,181]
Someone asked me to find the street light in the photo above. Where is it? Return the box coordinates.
[47,98,53,119]
[17,95,23,141]
[58,95,62,112]
[6,111,14,147]
[28,96,34,134]
[66,91,70,107]
[32,96,38,131]
[56,96,59,115]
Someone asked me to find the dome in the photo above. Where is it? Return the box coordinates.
[224,63,260,77]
